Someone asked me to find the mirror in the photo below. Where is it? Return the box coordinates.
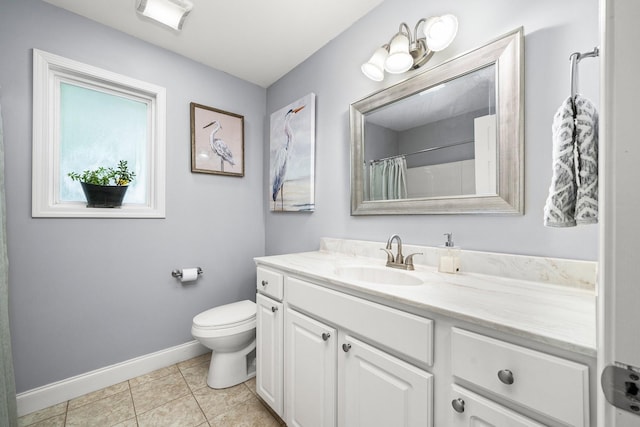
[350,28,523,215]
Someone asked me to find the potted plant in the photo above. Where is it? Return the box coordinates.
[68,160,136,208]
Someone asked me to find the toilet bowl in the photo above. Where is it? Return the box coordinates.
[191,300,256,389]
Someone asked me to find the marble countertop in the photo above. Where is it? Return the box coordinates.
[255,239,597,357]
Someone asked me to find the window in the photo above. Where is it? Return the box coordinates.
[32,49,166,218]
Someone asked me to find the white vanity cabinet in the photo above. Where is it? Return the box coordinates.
[256,267,285,417]
[255,258,594,427]
[277,272,434,427]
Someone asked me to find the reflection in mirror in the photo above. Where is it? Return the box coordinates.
[365,64,496,201]
[350,28,523,215]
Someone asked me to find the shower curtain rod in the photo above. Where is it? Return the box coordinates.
[369,139,473,165]
[570,46,599,98]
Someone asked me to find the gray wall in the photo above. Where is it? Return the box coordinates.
[265,0,600,259]
[364,122,399,161]
[0,0,266,392]
[399,110,485,168]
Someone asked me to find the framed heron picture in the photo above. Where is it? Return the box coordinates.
[190,102,244,177]
[269,93,316,212]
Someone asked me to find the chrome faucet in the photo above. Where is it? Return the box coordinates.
[382,234,422,270]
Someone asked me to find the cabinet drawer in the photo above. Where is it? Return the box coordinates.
[287,277,433,366]
[450,385,545,426]
[257,266,284,301]
[451,328,589,427]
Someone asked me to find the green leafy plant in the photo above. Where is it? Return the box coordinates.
[68,160,136,186]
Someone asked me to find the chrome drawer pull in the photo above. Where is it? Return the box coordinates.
[271,306,278,313]
[451,398,465,413]
[498,369,515,385]
[261,280,268,286]
[342,343,352,352]
[322,332,331,341]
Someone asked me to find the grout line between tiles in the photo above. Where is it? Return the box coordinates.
[191,394,208,424]
[63,400,68,426]
[127,386,137,426]
[128,379,139,420]
[178,366,211,426]
[176,363,208,424]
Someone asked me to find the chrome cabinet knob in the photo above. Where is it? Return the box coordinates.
[342,343,352,352]
[271,306,278,313]
[498,369,514,385]
[451,398,465,413]
[322,332,331,341]
[261,280,268,287]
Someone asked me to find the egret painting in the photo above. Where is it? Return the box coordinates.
[190,102,244,177]
[269,93,316,212]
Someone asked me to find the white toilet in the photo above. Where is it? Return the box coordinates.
[191,300,257,389]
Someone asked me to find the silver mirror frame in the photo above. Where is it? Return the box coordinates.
[350,28,524,215]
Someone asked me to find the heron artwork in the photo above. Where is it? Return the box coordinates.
[204,120,235,172]
[271,105,305,210]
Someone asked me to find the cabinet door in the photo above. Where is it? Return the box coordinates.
[339,334,433,427]
[256,293,284,417]
[285,307,337,427]
[450,385,545,427]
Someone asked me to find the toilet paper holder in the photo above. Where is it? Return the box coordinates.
[171,267,203,279]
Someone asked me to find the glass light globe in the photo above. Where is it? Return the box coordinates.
[384,32,413,74]
[424,14,458,52]
[361,46,388,81]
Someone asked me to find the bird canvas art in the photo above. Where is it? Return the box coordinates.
[190,103,244,177]
[269,93,316,212]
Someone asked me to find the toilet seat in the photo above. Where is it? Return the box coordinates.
[192,300,256,331]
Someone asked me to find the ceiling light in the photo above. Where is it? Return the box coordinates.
[362,14,458,81]
[136,0,193,31]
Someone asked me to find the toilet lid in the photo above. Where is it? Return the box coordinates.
[193,300,256,328]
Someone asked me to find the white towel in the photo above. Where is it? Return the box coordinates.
[574,95,599,224]
[543,95,598,227]
[544,97,577,227]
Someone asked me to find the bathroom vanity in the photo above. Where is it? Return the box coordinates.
[255,238,596,427]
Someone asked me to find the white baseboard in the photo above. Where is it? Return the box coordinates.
[16,340,209,417]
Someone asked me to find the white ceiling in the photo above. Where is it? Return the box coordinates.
[42,0,384,88]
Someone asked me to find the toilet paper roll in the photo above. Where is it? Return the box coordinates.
[180,268,199,283]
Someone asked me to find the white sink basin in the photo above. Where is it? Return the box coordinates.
[334,265,424,286]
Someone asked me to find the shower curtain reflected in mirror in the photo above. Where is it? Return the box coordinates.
[369,157,408,200]
[0,101,17,426]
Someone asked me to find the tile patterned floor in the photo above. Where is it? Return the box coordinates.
[18,353,285,427]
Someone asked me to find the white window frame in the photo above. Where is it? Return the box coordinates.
[32,49,166,218]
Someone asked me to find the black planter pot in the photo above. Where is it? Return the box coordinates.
[80,182,129,208]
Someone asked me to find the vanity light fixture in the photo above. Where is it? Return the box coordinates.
[136,0,193,31]
[361,14,458,81]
